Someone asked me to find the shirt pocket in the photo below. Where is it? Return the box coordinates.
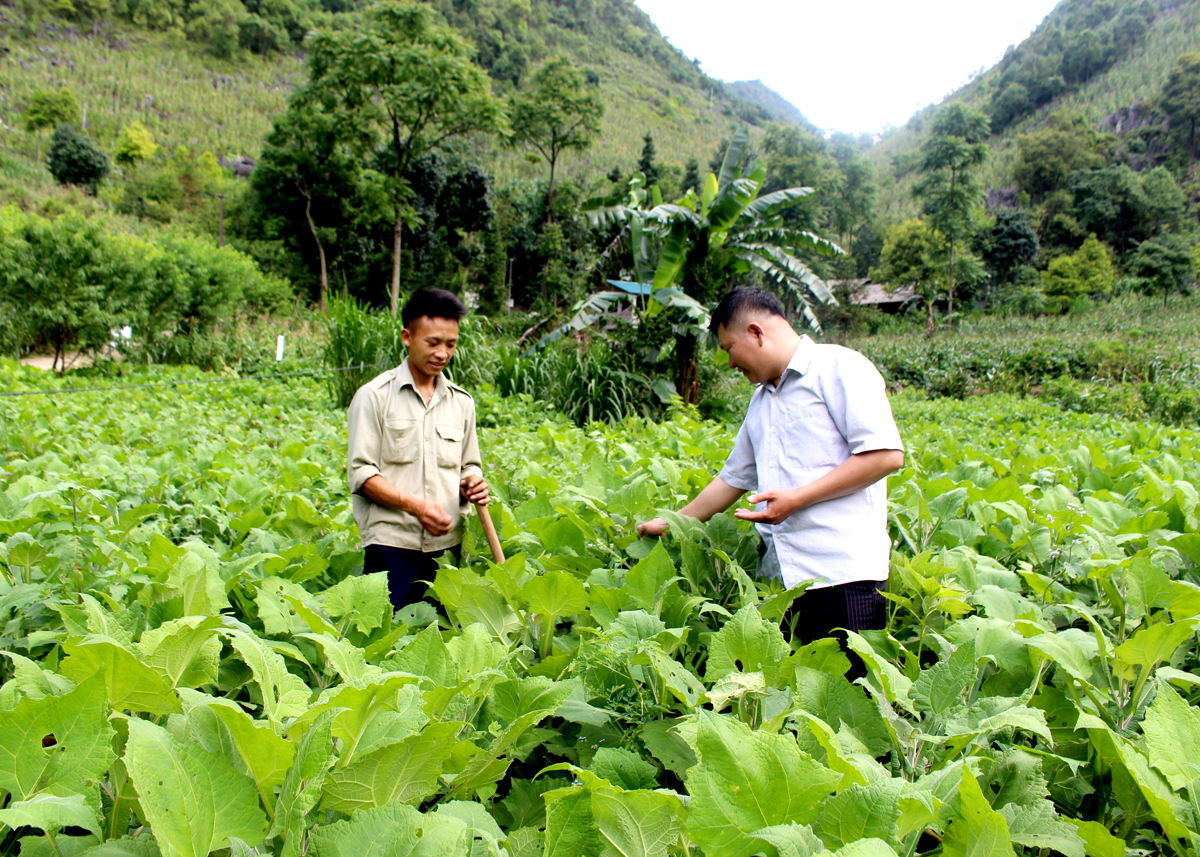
[435,423,463,468]
[381,419,418,464]
[792,403,845,467]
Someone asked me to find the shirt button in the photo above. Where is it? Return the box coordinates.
[426,487,432,494]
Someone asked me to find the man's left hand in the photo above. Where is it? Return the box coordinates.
[461,475,490,505]
[734,488,802,525]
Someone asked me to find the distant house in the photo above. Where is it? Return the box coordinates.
[831,279,920,314]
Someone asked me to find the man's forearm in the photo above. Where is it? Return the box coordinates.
[679,476,747,522]
[793,448,904,510]
[359,474,419,514]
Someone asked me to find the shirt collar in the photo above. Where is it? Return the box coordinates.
[766,335,814,392]
[393,357,445,406]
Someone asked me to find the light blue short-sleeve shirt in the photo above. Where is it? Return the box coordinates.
[718,336,904,589]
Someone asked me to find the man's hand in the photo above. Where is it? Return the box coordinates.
[637,517,669,538]
[734,489,802,525]
[414,499,453,536]
[461,475,490,506]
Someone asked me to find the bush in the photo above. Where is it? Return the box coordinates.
[46,124,110,194]
[1041,234,1114,301]
[0,206,293,370]
[1141,382,1200,426]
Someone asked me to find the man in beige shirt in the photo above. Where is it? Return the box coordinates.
[347,289,489,609]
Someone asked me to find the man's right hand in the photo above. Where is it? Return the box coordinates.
[414,499,453,536]
[636,517,669,538]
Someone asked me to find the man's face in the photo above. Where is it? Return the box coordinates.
[717,321,768,384]
[401,316,459,379]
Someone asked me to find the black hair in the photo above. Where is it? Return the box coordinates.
[708,287,785,333]
[401,288,468,328]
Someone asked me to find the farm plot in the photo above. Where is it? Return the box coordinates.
[1,370,1199,857]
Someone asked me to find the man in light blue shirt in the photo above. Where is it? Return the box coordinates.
[638,287,905,662]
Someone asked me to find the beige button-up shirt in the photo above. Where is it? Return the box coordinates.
[347,359,483,552]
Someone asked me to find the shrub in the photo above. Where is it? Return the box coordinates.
[46,124,110,194]
[1041,234,1114,302]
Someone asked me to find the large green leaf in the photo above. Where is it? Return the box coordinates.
[60,637,181,715]
[998,800,1084,857]
[746,823,824,857]
[138,617,223,689]
[622,542,677,614]
[0,672,115,801]
[1142,679,1200,790]
[684,711,839,857]
[286,674,422,767]
[123,718,267,857]
[270,710,338,857]
[1114,621,1194,673]
[222,629,312,730]
[319,572,390,636]
[815,779,902,850]
[209,703,296,809]
[912,641,977,715]
[518,571,589,619]
[544,787,599,857]
[308,803,467,857]
[320,721,461,812]
[0,793,101,835]
[592,788,683,857]
[705,603,788,683]
[941,771,1015,857]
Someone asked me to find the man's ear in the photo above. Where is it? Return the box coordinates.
[746,320,766,345]
[400,327,412,347]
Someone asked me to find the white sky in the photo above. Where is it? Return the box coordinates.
[633,0,1060,134]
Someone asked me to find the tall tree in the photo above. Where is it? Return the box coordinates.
[637,133,659,187]
[510,56,604,221]
[250,98,362,313]
[304,2,505,314]
[1159,52,1200,159]
[914,103,990,327]
[872,219,945,334]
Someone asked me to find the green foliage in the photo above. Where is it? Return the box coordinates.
[873,218,944,305]
[321,296,405,407]
[1158,51,1200,158]
[21,87,80,134]
[302,1,506,312]
[510,56,605,211]
[113,120,159,167]
[1126,233,1196,305]
[1011,113,1108,201]
[913,103,990,318]
[988,0,1157,131]
[2,367,1200,855]
[0,205,290,368]
[1041,234,1115,303]
[46,124,110,194]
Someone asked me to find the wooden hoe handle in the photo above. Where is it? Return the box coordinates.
[475,503,505,565]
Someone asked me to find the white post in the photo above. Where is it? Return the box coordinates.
[275,335,285,362]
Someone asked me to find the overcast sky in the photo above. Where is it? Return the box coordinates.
[633,0,1061,134]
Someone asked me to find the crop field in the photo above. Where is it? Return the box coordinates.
[1,362,1200,857]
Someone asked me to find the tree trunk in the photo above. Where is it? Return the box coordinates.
[546,155,557,224]
[674,333,700,405]
[391,207,403,316]
[302,191,328,314]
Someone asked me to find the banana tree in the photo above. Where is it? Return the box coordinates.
[579,127,843,401]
